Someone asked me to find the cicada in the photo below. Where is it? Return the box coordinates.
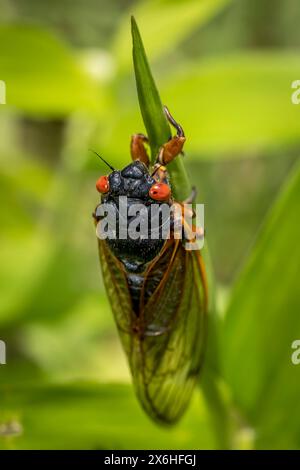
[93,107,208,424]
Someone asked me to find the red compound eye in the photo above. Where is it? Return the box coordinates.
[96,175,109,193]
[149,182,170,201]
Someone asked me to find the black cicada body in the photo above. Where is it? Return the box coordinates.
[93,108,207,424]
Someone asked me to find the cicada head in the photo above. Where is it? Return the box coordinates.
[97,160,172,202]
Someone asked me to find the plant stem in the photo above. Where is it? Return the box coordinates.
[131,16,191,201]
[201,370,232,449]
[131,16,231,448]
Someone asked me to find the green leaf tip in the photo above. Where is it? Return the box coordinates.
[131,15,171,160]
[131,16,191,200]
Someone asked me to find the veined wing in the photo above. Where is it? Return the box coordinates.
[98,238,134,357]
[129,239,208,424]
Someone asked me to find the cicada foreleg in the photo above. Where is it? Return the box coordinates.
[172,199,204,245]
[156,106,186,166]
[130,133,150,167]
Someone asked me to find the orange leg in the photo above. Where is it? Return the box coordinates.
[172,200,204,243]
[157,136,186,165]
[130,133,150,167]
[157,106,186,165]
[151,164,168,183]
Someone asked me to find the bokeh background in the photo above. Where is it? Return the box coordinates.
[0,0,300,449]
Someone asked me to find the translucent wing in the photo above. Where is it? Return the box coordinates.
[98,238,134,356]
[130,240,208,424]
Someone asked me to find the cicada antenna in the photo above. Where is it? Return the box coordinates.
[89,149,115,171]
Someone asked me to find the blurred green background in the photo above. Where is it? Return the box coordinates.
[0,0,300,450]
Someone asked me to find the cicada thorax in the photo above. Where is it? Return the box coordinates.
[94,107,207,424]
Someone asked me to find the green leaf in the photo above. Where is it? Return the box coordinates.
[115,0,230,70]
[222,161,300,449]
[131,17,222,446]
[0,383,215,449]
[131,16,190,200]
[131,16,171,159]
[131,13,218,369]
[0,25,98,116]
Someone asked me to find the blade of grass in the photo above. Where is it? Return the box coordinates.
[131,16,229,447]
[131,16,170,159]
[131,15,190,201]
